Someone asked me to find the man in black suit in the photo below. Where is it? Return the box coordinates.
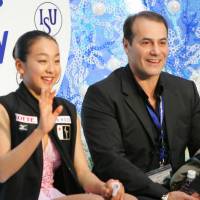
[81,11,200,200]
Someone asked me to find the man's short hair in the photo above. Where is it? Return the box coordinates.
[123,11,168,44]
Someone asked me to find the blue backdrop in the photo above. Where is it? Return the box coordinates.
[58,0,200,113]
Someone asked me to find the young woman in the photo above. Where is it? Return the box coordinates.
[0,30,137,200]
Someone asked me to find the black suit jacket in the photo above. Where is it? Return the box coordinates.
[81,65,200,199]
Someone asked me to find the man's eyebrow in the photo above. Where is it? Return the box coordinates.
[141,37,167,40]
[160,38,168,40]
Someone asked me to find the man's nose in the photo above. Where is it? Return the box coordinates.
[150,44,161,55]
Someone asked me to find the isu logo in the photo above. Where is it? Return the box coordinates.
[34,2,62,36]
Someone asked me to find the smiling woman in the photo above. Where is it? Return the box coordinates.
[13,32,61,98]
[0,30,137,200]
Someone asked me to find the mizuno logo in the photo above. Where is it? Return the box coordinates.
[19,124,28,131]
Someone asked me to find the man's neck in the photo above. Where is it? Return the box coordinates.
[134,74,160,99]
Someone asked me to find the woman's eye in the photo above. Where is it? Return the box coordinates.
[38,60,47,63]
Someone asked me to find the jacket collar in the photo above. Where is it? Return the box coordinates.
[16,82,40,114]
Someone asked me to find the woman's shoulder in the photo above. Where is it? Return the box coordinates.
[0,92,16,114]
[54,96,76,113]
[0,104,9,118]
[0,92,16,101]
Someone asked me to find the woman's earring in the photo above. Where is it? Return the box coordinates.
[16,71,23,85]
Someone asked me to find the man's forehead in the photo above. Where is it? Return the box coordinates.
[132,18,168,38]
[132,17,167,31]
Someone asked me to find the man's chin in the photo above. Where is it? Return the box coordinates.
[146,69,163,77]
[139,71,161,79]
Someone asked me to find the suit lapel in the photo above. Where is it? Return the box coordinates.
[120,67,178,150]
[121,66,156,145]
[161,74,178,151]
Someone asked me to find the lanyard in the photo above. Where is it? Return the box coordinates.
[146,96,166,166]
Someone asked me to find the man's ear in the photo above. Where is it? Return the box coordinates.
[15,58,25,78]
[123,38,129,54]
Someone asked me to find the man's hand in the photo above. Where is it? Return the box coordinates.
[191,192,200,200]
[168,191,200,200]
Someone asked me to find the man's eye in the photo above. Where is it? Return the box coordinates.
[55,59,60,64]
[160,41,167,45]
[142,41,150,45]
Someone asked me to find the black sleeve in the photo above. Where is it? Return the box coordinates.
[81,84,168,198]
[188,81,200,155]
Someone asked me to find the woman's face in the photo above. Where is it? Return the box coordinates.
[19,37,61,97]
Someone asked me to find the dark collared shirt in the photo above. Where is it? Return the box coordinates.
[132,75,169,168]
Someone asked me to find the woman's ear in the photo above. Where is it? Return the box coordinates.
[15,58,25,78]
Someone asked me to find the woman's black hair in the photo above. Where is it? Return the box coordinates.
[12,30,57,62]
